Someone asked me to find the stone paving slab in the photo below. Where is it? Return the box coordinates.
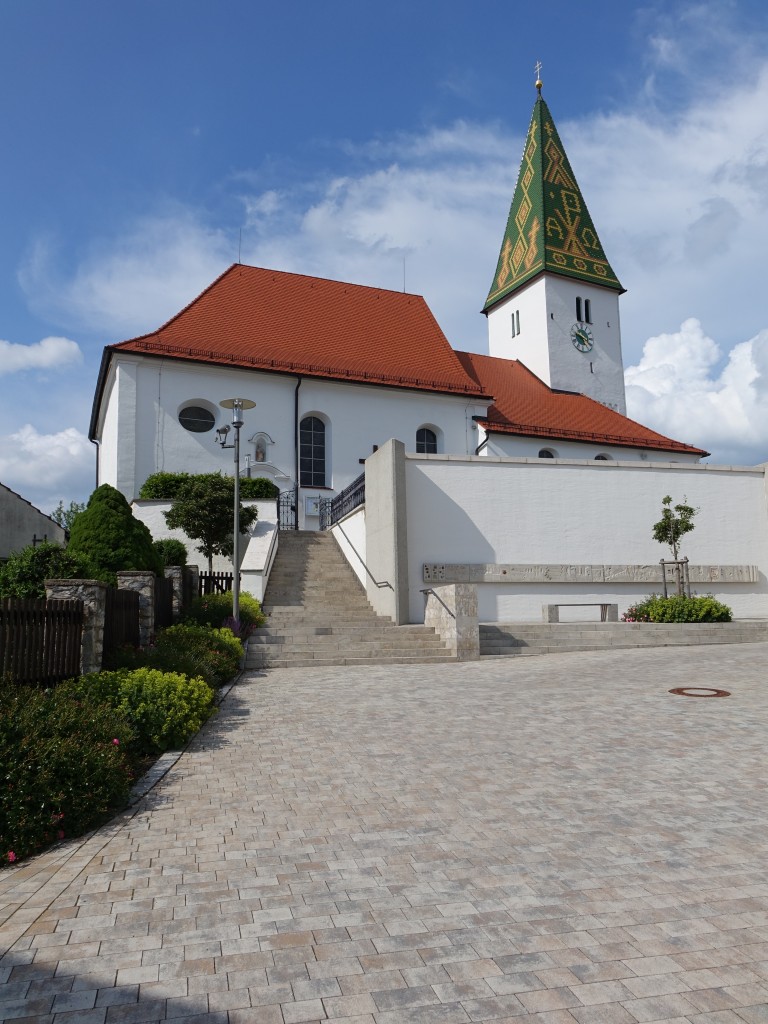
[2,644,768,1024]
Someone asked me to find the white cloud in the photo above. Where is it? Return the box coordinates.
[0,425,95,510]
[0,335,82,375]
[625,319,768,464]
[19,211,233,338]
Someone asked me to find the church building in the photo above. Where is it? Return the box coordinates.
[90,86,706,529]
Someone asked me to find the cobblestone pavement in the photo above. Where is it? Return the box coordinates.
[2,643,768,1024]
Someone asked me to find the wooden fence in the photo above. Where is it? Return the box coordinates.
[103,588,140,655]
[199,571,234,596]
[154,575,174,630]
[0,598,83,686]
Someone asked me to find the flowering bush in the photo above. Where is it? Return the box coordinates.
[62,668,216,754]
[622,594,732,623]
[0,682,134,864]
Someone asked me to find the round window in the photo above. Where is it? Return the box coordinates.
[179,406,215,433]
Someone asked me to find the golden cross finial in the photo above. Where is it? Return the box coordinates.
[534,60,543,93]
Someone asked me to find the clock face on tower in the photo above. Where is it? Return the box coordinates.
[570,322,594,352]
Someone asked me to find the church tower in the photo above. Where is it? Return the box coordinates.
[484,80,627,414]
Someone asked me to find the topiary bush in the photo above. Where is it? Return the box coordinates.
[68,484,162,583]
[141,471,278,501]
[139,472,192,500]
[0,682,135,865]
[240,477,279,500]
[623,594,733,623]
[153,538,188,568]
[0,541,102,599]
[183,591,265,635]
[63,668,216,754]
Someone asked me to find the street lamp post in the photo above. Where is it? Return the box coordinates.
[216,398,255,625]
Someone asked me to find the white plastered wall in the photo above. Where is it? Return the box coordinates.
[98,354,487,527]
[402,454,768,622]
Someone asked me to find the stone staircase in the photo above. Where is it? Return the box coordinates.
[246,531,454,669]
[480,620,768,657]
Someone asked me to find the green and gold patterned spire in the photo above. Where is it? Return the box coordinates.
[484,91,622,312]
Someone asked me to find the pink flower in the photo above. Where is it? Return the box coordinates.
[112,738,120,746]
[7,851,16,863]
[57,830,65,840]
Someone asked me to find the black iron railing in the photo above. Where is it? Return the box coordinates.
[321,473,365,530]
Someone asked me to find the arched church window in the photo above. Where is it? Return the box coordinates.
[416,428,438,454]
[594,454,611,461]
[299,416,326,486]
[576,296,582,322]
[584,298,592,323]
[538,448,556,458]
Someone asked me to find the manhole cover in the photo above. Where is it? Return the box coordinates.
[669,687,731,698]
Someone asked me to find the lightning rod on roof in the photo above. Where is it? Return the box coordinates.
[238,228,242,264]
[403,256,406,293]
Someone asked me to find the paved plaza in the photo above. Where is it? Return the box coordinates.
[2,644,768,1024]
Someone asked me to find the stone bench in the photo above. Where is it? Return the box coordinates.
[543,602,619,623]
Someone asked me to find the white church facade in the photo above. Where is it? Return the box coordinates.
[90,88,768,623]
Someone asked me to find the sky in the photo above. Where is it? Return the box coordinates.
[3,0,768,514]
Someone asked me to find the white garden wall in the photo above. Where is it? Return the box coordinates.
[330,506,367,588]
[395,452,768,622]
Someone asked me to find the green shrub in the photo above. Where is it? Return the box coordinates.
[0,541,102,599]
[139,472,192,500]
[623,594,732,623]
[240,477,279,500]
[0,682,134,864]
[68,484,162,583]
[104,624,242,687]
[154,624,242,687]
[153,538,188,567]
[183,591,265,635]
[141,472,278,501]
[64,668,216,754]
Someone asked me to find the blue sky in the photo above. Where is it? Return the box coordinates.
[3,0,768,512]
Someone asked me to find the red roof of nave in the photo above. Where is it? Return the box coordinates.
[112,264,487,397]
[455,351,708,456]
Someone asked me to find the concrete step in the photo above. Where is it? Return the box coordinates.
[254,530,454,668]
[479,621,768,657]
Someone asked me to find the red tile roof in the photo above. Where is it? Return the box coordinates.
[112,264,487,397]
[455,352,708,456]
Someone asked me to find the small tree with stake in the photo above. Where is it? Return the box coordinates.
[163,473,258,573]
[652,495,698,595]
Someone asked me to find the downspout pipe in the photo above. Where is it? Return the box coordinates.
[90,437,100,489]
[293,376,302,529]
[472,416,489,456]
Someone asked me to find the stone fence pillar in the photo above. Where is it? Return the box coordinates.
[116,571,155,646]
[164,566,183,621]
[45,579,108,675]
[423,583,479,661]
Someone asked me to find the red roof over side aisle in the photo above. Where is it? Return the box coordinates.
[455,351,708,456]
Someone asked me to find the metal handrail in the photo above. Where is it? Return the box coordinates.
[331,521,392,590]
[420,587,456,619]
